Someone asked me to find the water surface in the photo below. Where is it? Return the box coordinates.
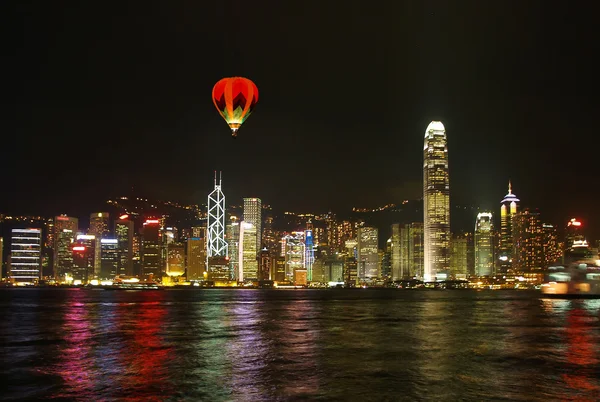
[1,289,599,401]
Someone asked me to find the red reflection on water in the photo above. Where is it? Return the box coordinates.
[120,291,172,401]
[561,308,600,398]
[55,295,96,395]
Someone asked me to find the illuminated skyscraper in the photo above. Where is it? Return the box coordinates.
[238,222,258,282]
[141,219,162,279]
[55,229,75,280]
[357,226,379,279]
[115,216,134,276]
[89,212,110,237]
[499,182,519,274]
[100,238,119,279]
[226,217,240,280]
[565,218,584,249]
[305,229,314,281]
[449,234,468,279]
[474,212,494,277]
[52,215,78,275]
[283,232,305,281]
[541,223,561,267]
[72,244,94,284]
[423,121,450,281]
[243,198,262,253]
[75,234,96,279]
[512,209,543,273]
[399,223,424,279]
[187,237,206,281]
[10,228,42,284]
[166,242,185,277]
[89,212,109,276]
[390,224,402,280]
[207,172,228,262]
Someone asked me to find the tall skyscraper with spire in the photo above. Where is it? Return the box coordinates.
[499,181,519,274]
[423,121,450,281]
[207,171,228,263]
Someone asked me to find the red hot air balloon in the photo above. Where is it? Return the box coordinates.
[212,77,259,138]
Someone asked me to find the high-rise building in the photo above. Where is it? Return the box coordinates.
[474,212,494,277]
[423,121,450,281]
[259,248,271,281]
[449,234,469,279]
[541,223,561,267]
[141,219,162,279]
[72,244,94,284]
[75,234,96,278]
[357,226,379,279]
[225,217,240,281]
[166,242,185,277]
[305,229,314,281]
[52,216,78,276]
[565,218,584,249]
[100,238,119,279]
[243,198,262,253]
[115,217,134,276]
[390,224,402,280]
[55,229,75,281]
[499,182,519,274]
[399,223,424,279]
[238,222,258,282]
[512,209,543,274]
[187,237,206,281]
[89,212,110,237]
[282,232,305,281]
[207,172,228,263]
[10,228,42,284]
[89,212,109,276]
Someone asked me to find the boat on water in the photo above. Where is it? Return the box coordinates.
[541,242,600,298]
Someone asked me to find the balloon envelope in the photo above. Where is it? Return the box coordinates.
[212,77,259,137]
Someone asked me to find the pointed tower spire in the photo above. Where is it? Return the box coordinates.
[219,170,222,186]
[508,180,512,194]
[214,170,217,187]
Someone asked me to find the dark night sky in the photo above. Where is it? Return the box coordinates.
[1,1,599,236]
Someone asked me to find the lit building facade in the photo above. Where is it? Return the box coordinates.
[187,237,206,281]
[499,182,519,274]
[357,226,379,279]
[55,229,75,280]
[100,238,119,279]
[238,222,258,282]
[542,223,561,267]
[449,233,469,279]
[141,219,162,279]
[226,217,240,281]
[90,212,110,276]
[52,215,78,276]
[10,228,42,284]
[399,223,424,279]
[207,172,228,263]
[305,229,314,281]
[423,121,450,281]
[72,244,94,284]
[474,212,494,277]
[166,242,185,277]
[115,217,134,276]
[390,224,401,280]
[283,232,305,281]
[512,209,543,274]
[565,218,584,249]
[243,198,262,253]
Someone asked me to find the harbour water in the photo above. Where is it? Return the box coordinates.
[1,288,599,401]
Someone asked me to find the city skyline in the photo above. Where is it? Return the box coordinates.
[2,2,598,235]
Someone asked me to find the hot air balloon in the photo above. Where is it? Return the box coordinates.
[212,77,259,138]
